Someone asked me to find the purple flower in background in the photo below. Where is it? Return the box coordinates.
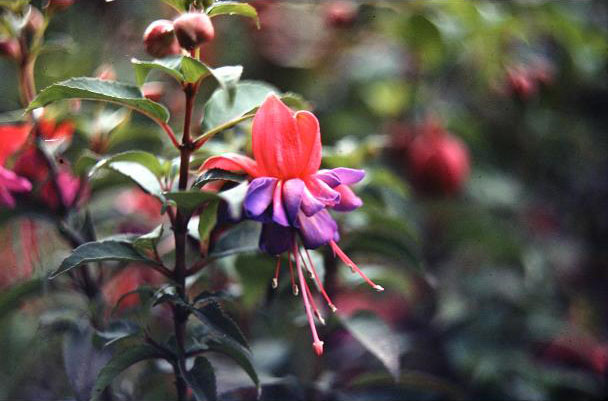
[201,94,383,355]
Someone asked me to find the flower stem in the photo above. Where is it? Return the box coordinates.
[172,82,196,401]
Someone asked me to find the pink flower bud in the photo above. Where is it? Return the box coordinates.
[0,38,21,60]
[407,122,470,196]
[173,12,215,51]
[325,1,358,28]
[143,19,181,58]
[45,0,75,13]
[95,63,116,81]
[25,8,44,35]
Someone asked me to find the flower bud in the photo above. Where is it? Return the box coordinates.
[24,7,44,35]
[95,63,116,81]
[45,0,75,13]
[173,12,215,51]
[325,1,358,28]
[0,38,21,60]
[143,19,181,58]
[407,123,470,196]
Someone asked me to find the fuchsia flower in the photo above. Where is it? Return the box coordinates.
[201,94,383,355]
[0,125,32,208]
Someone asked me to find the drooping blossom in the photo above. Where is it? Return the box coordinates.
[0,124,32,208]
[200,94,383,355]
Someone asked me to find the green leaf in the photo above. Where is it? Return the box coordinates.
[198,200,219,245]
[160,0,189,12]
[27,78,170,122]
[181,56,213,83]
[0,278,43,320]
[194,302,249,349]
[341,311,405,380]
[192,168,246,189]
[106,161,165,201]
[89,150,165,178]
[209,220,260,260]
[132,56,186,86]
[207,2,259,28]
[132,55,213,86]
[202,81,277,131]
[207,338,259,392]
[91,344,163,401]
[50,240,160,279]
[183,357,217,401]
[133,225,164,254]
[165,191,220,215]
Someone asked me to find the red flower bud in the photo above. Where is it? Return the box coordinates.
[173,12,215,51]
[95,63,116,81]
[325,1,358,28]
[45,0,74,13]
[25,8,44,35]
[407,123,470,196]
[0,38,21,60]
[506,67,537,99]
[143,19,181,58]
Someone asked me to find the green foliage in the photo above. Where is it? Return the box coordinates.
[207,2,259,28]
[50,240,161,279]
[27,78,170,122]
[90,344,163,401]
[183,357,217,401]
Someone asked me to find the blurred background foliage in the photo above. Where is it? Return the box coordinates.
[1,0,608,400]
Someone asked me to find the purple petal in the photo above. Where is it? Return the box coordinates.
[301,186,325,216]
[315,170,341,187]
[282,178,304,225]
[297,209,339,249]
[244,177,277,217]
[306,177,341,207]
[331,168,365,185]
[259,223,294,255]
[332,184,363,212]
[272,180,289,227]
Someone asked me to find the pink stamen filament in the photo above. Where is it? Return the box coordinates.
[300,255,325,325]
[272,257,281,289]
[304,248,337,312]
[295,241,324,356]
[288,250,298,296]
[329,240,384,292]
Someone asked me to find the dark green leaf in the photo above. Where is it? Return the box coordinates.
[192,168,246,189]
[165,191,220,215]
[27,78,170,122]
[209,220,261,260]
[193,302,249,349]
[133,224,164,254]
[197,200,219,245]
[207,2,259,28]
[341,311,405,380]
[50,240,160,279]
[207,338,259,392]
[183,357,217,401]
[91,344,163,401]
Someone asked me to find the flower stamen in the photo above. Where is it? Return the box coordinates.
[304,248,337,312]
[288,250,299,296]
[295,241,324,356]
[272,257,281,289]
[329,240,384,292]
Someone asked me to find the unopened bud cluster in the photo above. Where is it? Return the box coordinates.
[143,12,214,58]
